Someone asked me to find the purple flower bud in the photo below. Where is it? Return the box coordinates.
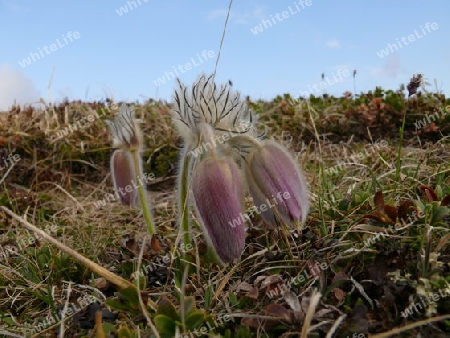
[245,140,309,228]
[111,149,139,206]
[192,157,246,263]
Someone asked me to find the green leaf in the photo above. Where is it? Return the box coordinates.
[415,199,426,213]
[431,203,450,223]
[229,293,238,307]
[105,299,132,312]
[182,296,195,315]
[185,309,205,330]
[204,284,213,309]
[117,324,138,338]
[105,292,142,317]
[157,296,180,321]
[117,327,131,338]
[436,185,443,200]
[101,323,116,335]
[154,314,177,334]
[119,286,141,309]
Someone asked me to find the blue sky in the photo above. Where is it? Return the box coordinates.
[0,0,449,110]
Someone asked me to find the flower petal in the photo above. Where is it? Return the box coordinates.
[246,140,309,227]
[111,150,139,206]
[192,157,246,263]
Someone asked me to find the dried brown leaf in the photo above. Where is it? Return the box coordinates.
[246,286,259,300]
[397,200,414,221]
[237,282,254,293]
[282,291,302,312]
[240,317,260,328]
[374,191,385,209]
[333,288,346,301]
[264,304,292,322]
[150,236,163,252]
[441,195,450,206]
[307,259,323,278]
[332,271,350,283]
[363,210,393,224]
[383,205,398,222]
[260,274,283,288]
[419,185,438,202]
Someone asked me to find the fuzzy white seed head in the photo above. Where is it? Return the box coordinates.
[106,104,142,150]
[172,74,256,149]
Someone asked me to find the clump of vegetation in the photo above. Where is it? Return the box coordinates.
[0,75,449,337]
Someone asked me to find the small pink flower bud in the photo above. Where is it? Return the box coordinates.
[192,157,246,263]
[111,150,139,206]
[245,140,309,228]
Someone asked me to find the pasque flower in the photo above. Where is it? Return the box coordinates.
[172,74,255,147]
[245,140,309,229]
[110,149,138,206]
[172,74,309,264]
[191,156,245,263]
[107,104,142,206]
[107,104,156,235]
[172,74,254,263]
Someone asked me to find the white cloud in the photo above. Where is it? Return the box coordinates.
[0,63,41,111]
[371,54,402,78]
[250,5,265,20]
[207,9,228,21]
[207,5,265,24]
[326,39,340,49]
[1,0,31,12]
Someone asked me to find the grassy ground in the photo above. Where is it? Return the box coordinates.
[0,88,449,337]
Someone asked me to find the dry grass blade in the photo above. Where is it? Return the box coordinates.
[136,236,159,335]
[94,309,106,338]
[434,233,450,253]
[0,206,134,290]
[301,290,321,338]
[58,283,71,338]
[0,331,25,338]
[0,161,16,185]
[370,313,450,338]
[325,314,347,338]
[213,248,268,304]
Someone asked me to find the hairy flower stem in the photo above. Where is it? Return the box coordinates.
[130,148,156,236]
[179,149,192,260]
